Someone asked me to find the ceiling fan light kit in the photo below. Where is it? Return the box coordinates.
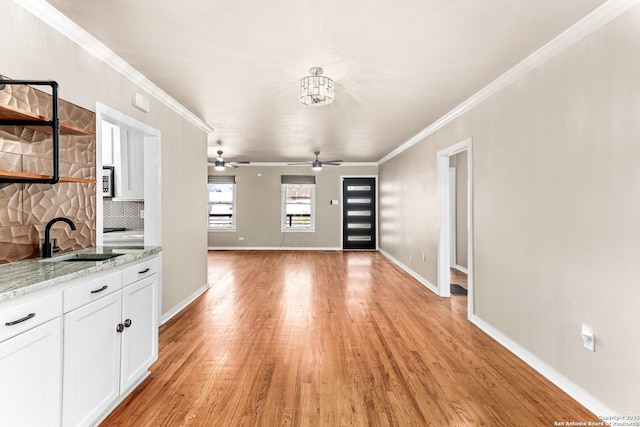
[289,151,343,171]
[209,150,250,170]
[299,67,334,106]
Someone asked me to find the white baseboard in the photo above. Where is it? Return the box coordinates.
[378,249,438,295]
[160,284,209,326]
[468,314,617,417]
[452,264,468,274]
[208,246,342,251]
[379,249,615,416]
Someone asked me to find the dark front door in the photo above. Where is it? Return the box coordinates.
[342,177,376,250]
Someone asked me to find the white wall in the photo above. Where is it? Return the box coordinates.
[1,2,209,316]
[208,165,378,249]
[379,4,640,415]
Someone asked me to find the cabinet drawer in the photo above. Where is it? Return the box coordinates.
[64,271,122,313]
[0,292,62,343]
[123,257,159,286]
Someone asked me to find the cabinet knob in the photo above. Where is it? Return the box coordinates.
[124,319,132,328]
[116,323,124,333]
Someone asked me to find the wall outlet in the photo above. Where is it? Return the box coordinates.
[409,255,413,262]
[581,324,595,352]
[422,253,426,262]
[140,209,144,219]
[239,236,244,241]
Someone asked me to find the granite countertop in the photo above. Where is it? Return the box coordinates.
[103,230,144,239]
[0,246,161,303]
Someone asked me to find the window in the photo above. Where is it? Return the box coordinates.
[208,175,236,230]
[281,175,316,231]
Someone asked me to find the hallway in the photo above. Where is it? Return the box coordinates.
[103,251,596,426]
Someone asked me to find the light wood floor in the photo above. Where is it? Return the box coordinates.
[450,268,468,290]
[102,251,596,426]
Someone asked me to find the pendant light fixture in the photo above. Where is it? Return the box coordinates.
[299,67,334,106]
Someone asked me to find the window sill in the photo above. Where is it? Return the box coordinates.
[281,228,315,233]
[208,228,237,232]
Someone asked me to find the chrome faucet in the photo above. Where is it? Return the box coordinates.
[42,217,76,258]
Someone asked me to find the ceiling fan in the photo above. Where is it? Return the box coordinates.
[208,150,250,170]
[288,151,343,171]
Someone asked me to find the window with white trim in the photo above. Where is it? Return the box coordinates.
[281,175,315,231]
[208,175,236,230]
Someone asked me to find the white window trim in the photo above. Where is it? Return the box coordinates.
[208,182,236,232]
[281,183,315,232]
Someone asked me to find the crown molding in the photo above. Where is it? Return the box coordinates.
[208,162,379,168]
[13,0,214,134]
[378,0,640,165]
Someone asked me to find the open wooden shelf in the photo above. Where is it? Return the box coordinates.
[0,170,96,183]
[0,80,95,184]
[0,103,94,136]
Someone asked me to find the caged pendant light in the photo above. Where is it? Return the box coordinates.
[299,67,334,106]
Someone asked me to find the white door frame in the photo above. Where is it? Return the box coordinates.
[95,102,162,323]
[436,138,474,316]
[95,102,162,248]
[449,167,457,267]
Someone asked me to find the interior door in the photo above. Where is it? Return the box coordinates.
[342,177,376,250]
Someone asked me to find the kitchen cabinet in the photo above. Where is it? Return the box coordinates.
[113,126,144,201]
[0,292,63,427]
[62,258,158,427]
[63,290,122,427]
[121,274,158,389]
[101,121,118,166]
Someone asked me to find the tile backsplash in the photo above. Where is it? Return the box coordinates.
[0,80,96,264]
[104,200,144,230]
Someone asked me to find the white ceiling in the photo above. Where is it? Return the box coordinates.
[47,0,605,163]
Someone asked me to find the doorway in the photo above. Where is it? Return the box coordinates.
[436,138,473,316]
[95,102,162,248]
[342,177,377,250]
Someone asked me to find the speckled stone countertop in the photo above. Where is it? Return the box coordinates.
[0,246,161,303]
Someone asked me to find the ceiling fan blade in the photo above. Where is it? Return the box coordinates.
[230,161,250,165]
[287,162,312,165]
[226,163,239,168]
[323,160,343,165]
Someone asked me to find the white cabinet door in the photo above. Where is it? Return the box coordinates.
[114,127,144,201]
[63,292,122,427]
[120,275,158,391]
[101,121,118,166]
[0,318,62,427]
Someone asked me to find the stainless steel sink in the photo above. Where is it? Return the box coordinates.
[42,253,122,262]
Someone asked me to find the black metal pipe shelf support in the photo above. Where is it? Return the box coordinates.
[0,79,60,184]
